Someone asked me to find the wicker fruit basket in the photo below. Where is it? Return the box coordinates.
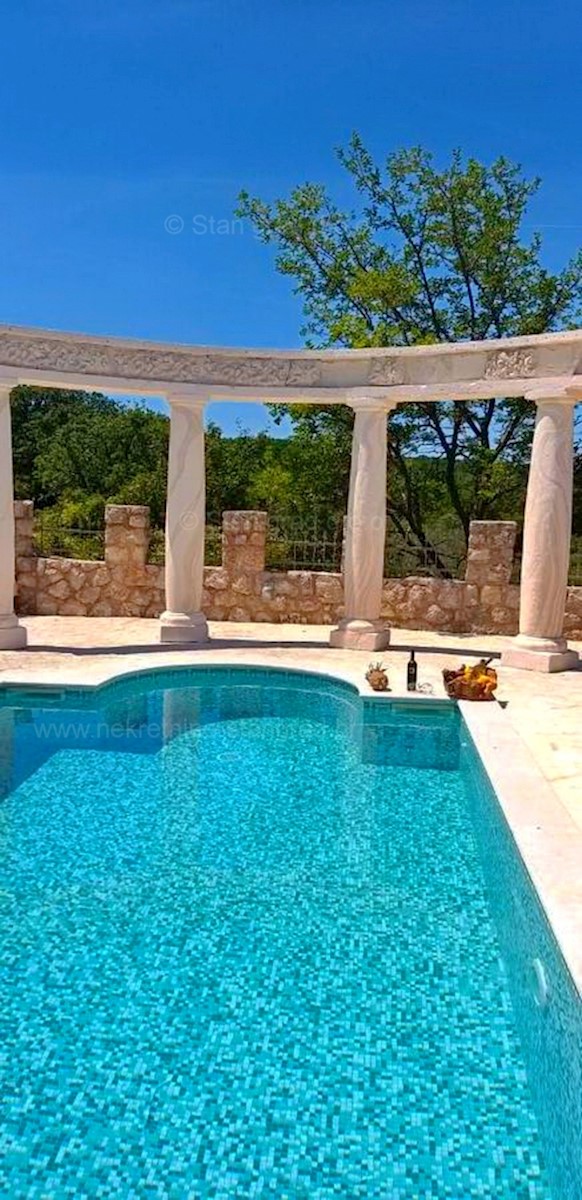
[443,659,498,701]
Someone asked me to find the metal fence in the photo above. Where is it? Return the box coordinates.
[28,513,582,585]
[34,518,105,561]
[32,519,223,566]
[264,517,467,578]
[385,530,466,580]
[27,517,476,580]
[265,518,344,572]
[147,525,222,566]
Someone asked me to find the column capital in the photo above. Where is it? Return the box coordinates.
[0,376,19,398]
[524,384,580,405]
[166,390,208,411]
[349,395,397,414]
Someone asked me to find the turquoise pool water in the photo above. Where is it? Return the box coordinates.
[0,667,580,1199]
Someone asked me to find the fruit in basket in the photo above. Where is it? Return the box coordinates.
[442,657,498,700]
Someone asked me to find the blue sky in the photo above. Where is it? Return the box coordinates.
[1,0,580,434]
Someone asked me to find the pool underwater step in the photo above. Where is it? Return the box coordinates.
[3,686,68,703]
[362,697,461,770]
[361,720,460,771]
[2,695,463,796]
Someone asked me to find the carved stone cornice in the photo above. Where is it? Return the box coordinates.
[0,329,323,388]
[367,358,407,386]
[483,348,536,380]
[0,323,580,400]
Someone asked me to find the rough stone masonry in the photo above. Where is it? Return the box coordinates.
[13,502,582,638]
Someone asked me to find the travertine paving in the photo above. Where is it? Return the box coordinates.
[1,617,581,829]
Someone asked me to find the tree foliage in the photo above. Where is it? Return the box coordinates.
[11,387,170,528]
[237,139,582,545]
[10,389,351,531]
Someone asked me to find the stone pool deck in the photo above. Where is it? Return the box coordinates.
[1,616,581,830]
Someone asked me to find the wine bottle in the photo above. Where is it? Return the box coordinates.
[407,650,417,692]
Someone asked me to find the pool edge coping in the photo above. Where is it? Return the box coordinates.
[0,655,449,703]
[460,700,582,999]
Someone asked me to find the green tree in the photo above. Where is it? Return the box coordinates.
[205,422,274,516]
[238,139,582,558]
[248,428,350,523]
[11,386,169,522]
[11,386,116,504]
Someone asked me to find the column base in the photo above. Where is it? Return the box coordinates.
[0,614,27,650]
[159,611,209,645]
[501,635,579,673]
[329,619,391,652]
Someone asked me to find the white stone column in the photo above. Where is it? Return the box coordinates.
[502,395,579,672]
[160,398,209,644]
[0,386,27,649]
[330,399,392,650]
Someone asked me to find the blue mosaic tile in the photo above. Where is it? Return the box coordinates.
[0,668,578,1197]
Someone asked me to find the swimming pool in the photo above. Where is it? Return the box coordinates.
[0,666,580,1198]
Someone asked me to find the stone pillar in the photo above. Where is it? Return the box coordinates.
[13,500,37,617]
[330,400,391,650]
[465,521,517,586]
[502,396,579,672]
[222,511,267,574]
[160,398,209,644]
[105,505,150,570]
[0,386,27,648]
[14,500,35,559]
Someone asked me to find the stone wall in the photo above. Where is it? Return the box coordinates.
[13,503,582,637]
[16,505,165,619]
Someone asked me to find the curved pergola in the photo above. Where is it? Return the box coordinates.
[1,323,581,671]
